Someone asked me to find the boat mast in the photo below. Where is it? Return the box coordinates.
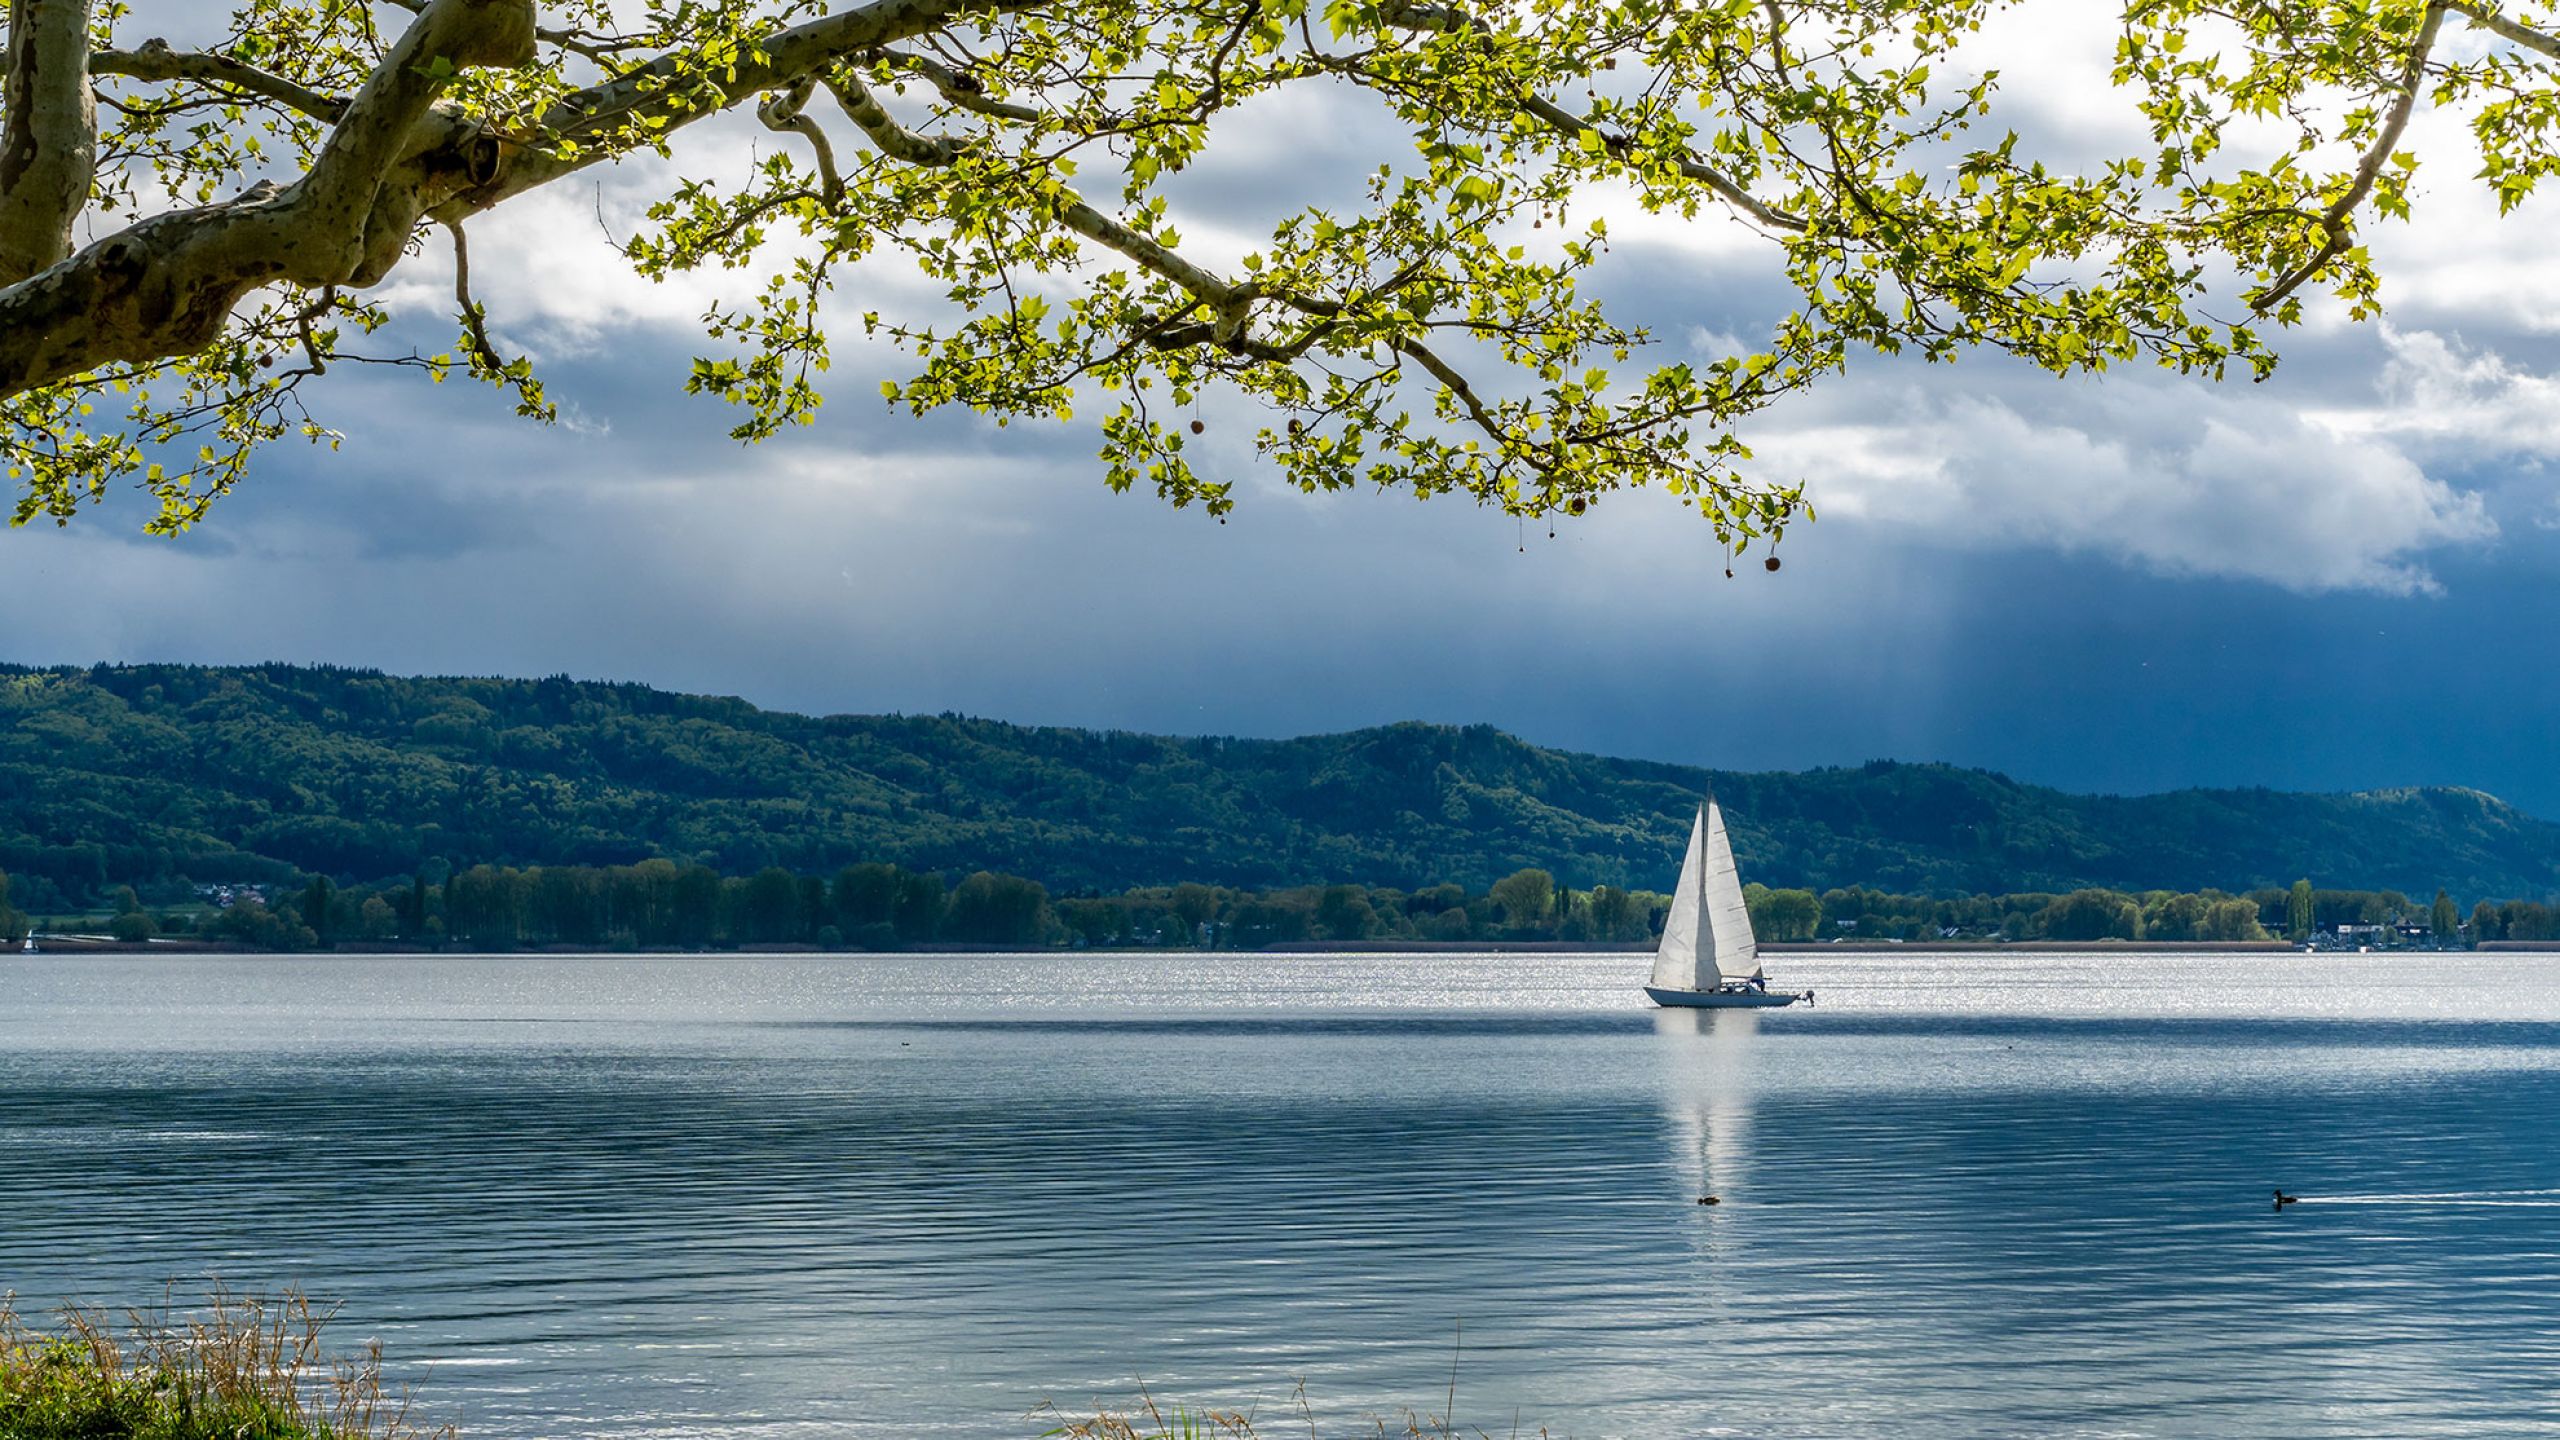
[1694,797,1721,988]
[1703,795,1762,982]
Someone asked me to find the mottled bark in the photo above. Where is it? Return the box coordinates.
[0,108,496,394]
[0,0,528,394]
[0,0,97,283]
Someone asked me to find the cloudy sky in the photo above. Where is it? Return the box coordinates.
[11,3,2560,812]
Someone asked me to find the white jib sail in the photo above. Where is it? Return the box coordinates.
[1703,798,1761,980]
[1651,805,1721,991]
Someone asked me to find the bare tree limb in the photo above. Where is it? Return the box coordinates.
[447,219,502,372]
[758,76,843,207]
[90,37,351,123]
[825,69,970,165]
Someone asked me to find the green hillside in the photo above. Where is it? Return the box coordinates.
[4,663,2556,905]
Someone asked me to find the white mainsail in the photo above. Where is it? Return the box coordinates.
[1651,798,1762,992]
[1650,805,1721,991]
[1702,797,1762,981]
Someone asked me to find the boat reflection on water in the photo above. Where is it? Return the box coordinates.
[1656,1007,1760,1257]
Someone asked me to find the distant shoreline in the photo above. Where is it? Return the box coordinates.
[1276,939,2560,954]
[23,937,2545,957]
[1289,938,2313,954]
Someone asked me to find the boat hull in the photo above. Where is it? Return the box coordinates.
[1645,985,1802,1009]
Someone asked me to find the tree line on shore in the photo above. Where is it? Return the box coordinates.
[11,861,2558,953]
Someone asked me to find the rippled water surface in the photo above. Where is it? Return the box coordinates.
[6,950,2559,1438]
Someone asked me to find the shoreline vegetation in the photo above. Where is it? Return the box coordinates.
[11,860,2552,958]
[30,932,2560,953]
[0,1289,447,1440]
[0,1287,1506,1440]
[26,937,2560,957]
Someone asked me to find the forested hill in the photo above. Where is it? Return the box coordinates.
[4,663,2557,905]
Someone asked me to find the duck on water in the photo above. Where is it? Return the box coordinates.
[1644,796,1814,1010]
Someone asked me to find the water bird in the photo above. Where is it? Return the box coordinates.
[1697,1195,1720,1206]
[2273,1189,2300,1209]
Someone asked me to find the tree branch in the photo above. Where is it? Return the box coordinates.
[822,69,1246,310]
[447,220,501,371]
[1371,0,1804,233]
[757,77,843,208]
[374,0,659,66]
[2253,1,2445,315]
[0,0,1027,405]
[0,0,99,283]
[824,69,970,166]
[1393,335,1521,470]
[0,0,530,397]
[437,0,1038,222]
[2442,0,2560,61]
[89,37,351,123]
[300,0,529,229]
[878,48,1039,121]
[1513,89,1805,233]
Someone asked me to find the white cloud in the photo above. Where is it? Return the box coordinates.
[372,124,810,356]
[1771,375,2497,596]
[2318,326,2560,460]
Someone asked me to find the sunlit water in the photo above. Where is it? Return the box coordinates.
[5,950,2559,1438]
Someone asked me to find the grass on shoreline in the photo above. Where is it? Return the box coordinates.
[8,1289,1530,1440]
[0,1288,448,1440]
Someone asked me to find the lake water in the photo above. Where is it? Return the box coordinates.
[5,949,2559,1438]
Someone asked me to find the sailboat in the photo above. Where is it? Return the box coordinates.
[1644,797,1812,1009]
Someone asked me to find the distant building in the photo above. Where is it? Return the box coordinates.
[192,882,268,909]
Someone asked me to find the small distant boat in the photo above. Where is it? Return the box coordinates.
[1644,797,1811,1009]
[19,935,36,954]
